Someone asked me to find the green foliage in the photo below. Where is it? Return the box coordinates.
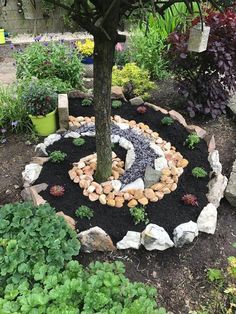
[192,167,208,178]
[207,269,223,282]
[161,116,174,126]
[0,202,80,290]
[20,80,57,116]
[112,63,154,99]
[81,98,93,106]
[15,41,84,88]
[75,205,94,220]
[112,100,122,109]
[129,206,149,225]
[184,133,200,149]
[73,137,85,147]
[49,150,67,163]
[0,85,32,134]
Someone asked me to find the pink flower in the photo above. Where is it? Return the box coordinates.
[115,43,124,52]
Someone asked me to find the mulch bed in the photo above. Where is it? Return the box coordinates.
[36,99,211,243]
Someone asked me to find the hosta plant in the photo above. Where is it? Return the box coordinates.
[49,150,67,163]
[192,167,208,178]
[73,137,85,147]
[50,185,65,197]
[182,194,198,206]
[184,133,200,149]
[168,8,236,118]
[75,205,94,220]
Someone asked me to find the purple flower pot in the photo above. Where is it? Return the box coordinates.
[81,56,94,65]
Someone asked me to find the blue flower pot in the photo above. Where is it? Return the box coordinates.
[81,56,94,65]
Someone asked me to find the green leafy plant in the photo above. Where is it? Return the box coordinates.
[184,133,200,149]
[112,100,122,109]
[81,98,93,106]
[129,206,149,225]
[75,205,94,220]
[73,137,85,147]
[15,41,84,88]
[49,150,67,163]
[207,268,223,282]
[112,63,154,99]
[192,167,208,178]
[161,116,174,126]
[20,80,57,116]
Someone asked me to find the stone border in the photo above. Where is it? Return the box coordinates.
[21,94,228,252]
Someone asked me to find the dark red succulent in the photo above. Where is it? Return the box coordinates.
[50,185,65,197]
[182,194,198,206]
[136,105,147,114]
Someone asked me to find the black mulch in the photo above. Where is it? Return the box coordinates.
[35,100,211,243]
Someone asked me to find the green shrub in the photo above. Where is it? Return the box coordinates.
[20,80,58,116]
[192,167,207,178]
[15,41,84,88]
[130,206,149,225]
[112,100,122,109]
[81,98,93,106]
[73,137,85,147]
[75,205,94,220]
[0,202,80,289]
[112,63,154,99]
[161,117,174,126]
[49,150,67,163]
[184,133,200,149]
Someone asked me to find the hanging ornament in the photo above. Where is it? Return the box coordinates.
[188,22,210,53]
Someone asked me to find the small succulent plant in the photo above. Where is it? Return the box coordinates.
[161,116,174,126]
[49,150,67,163]
[112,100,122,109]
[184,133,200,149]
[136,105,147,114]
[81,98,93,106]
[73,137,85,147]
[75,205,94,220]
[182,194,198,206]
[50,185,65,197]
[192,167,208,178]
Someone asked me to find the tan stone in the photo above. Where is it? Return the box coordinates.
[112,170,119,180]
[87,185,96,193]
[88,193,99,202]
[111,86,126,100]
[83,189,89,196]
[99,194,107,205]
[103,184,113,194]
[77,161,86,169]
[144,188,156,200]
[79,180,89,189]
[56,211,76,230]
[124,192,132,201]
[107,199,116,207]
[173,176,179,183]
[162,168,171,176]
[185,125,206,138]
[84,117,91,123]
[115,197,124,208]
[80,154,96,163]
[134,189,144,200]
[90,162,97,170]
[150,197,159,202]
[107,192,115,200]
[171,167,178,176]
[144,102,169,114]
[69,169,77,180]
[166,178,174,184]
[95,185,103,195]
[177,159,189,168]
[29,187,46,206]
[161,175,168,182]
[75,168,83,176]
[73,176,80,184]
[163,187,171,194]
[128,199,138,208]
[155,191,164,200]
[138,197,149,206]
[171,183,177,191]
[31,156,49,165]
[169,110,187,126]
[69,115,77,122]
[76,116,85,122]
[151,183,164,191]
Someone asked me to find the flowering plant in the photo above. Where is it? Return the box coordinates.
[76,39,94,57]
[21,80,57,116]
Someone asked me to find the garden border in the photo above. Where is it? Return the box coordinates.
[21,93,228,252]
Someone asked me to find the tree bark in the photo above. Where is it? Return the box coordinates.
[93,37,115,182]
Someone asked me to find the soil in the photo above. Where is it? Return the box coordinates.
[36,101,211,244]
[0,81,235,313]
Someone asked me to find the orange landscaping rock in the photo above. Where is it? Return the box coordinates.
[128,199,138,208]
[138,197,149,206]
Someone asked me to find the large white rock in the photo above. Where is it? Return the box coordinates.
[44,134,61,147]
[35,143,48,156]
[114,122,130,130]
[117,231,141,249]
[22,163,42,187]
[225,160,236,207]
[64,131,80,138]
[197,203,217,234]
[154,157,168,171]
[78,227,116,253]
[173,221,198,247]
[81,131,95,136]
[119,137,134,150]
[111,180,122,192]
[150,142,164,157]
[111,134,120,143]
[125,149,136,170]
[208,150,222,174]
[207,173,228,208]
[141,224,174,251]
[121,178,144,192]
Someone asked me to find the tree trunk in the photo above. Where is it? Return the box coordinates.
[93,37,115,183]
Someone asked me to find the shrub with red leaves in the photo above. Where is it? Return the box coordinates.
[182,194,198,206]
[168,8,236,118]
[50,185,65,197]
[136,105,147,114]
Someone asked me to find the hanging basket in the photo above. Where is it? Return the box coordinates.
[188,22,210,53]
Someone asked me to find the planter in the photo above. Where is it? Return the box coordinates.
[0,29,5,45]
[81,56,94,65]
[29,109,57,136]
[188,22,210,53]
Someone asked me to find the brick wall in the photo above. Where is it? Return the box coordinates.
[0,0,68,34]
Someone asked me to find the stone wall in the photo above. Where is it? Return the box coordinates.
[0,0,68,34]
